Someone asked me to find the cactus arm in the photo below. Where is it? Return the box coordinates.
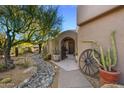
[105,55,108,71]
[107,48,112,71]
[100,46,107,71]
[111,31,117,67]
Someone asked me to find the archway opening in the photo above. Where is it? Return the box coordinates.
[61,37,75,60]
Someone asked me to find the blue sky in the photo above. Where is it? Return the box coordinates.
[58,5,77,32]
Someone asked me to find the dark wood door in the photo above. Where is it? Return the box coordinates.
[61,45,67,60]
[68,41,74,54]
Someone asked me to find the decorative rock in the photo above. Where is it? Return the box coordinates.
[23,67,37,74]
[17,54,55,88]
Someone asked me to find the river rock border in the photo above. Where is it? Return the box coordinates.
[17,54,55,88]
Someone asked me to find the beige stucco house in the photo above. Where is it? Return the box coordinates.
[77,5,124,84]
[48,30,78,60]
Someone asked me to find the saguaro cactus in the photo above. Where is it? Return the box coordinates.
[93,31,118,72]
[111,31,117,67]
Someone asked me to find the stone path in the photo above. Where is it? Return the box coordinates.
[17,54,55,88]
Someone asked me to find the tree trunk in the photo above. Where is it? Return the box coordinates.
[4,46,15,69]
[39,44,41,54]
[15,47,18,57]
[4,32,15,69]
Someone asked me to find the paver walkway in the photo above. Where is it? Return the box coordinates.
[51,55,79,71]
[58,68,92,88]
[52,55,93,88]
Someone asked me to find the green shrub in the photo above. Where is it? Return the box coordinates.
[0,78,12,83]
[16,58,31,68]
[43,54,51,61]
[0,50,3,55]
[0,64,6,71]
[22,59,30,68]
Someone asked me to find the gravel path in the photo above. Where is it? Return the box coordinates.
[17,54,55,88]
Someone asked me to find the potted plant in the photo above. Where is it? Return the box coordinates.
[93,31,120,85]
[53,48,60,62]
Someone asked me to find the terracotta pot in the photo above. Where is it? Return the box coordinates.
[99,68,120,85]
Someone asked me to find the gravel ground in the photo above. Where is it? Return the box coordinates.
[17,54,55,88]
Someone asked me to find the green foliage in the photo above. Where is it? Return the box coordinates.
[0,78,12,84]
[111,31,117,67]
[99,46,107,71]
[0,64,6,71]
[0,5,62,68]
[21,60,30,68]
[43,54,51,61]
[11,43,34,55]
[16,58,31,68]
[31,6,62,54]
[93,31,117,72]
[0,32,6,55]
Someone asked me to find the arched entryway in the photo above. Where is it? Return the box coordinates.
[61,37,75,60]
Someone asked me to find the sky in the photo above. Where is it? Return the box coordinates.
[58,5,77,32]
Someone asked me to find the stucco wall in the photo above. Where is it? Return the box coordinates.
[77,6,124,84]
[77,5,118,25]
[48,39,55,55]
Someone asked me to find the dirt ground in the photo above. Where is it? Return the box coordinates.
[0,53,36,88]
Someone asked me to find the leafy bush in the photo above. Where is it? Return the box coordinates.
[0,78,12,83]
[16,58,31,68]
[22,59,31,68]
[0,50,3,55]
[43,54,51,61]
[0,64,6,71]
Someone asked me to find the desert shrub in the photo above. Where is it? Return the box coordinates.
[0,78,12,83]
[43,54,51,61]
[0,50,3,55]
[0,64,6,71]
[16,58,31,68]
[22,59,30,68]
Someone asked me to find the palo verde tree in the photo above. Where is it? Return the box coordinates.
[0,6,38,69]
[31,6,62,53]
[0,5,62,69]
